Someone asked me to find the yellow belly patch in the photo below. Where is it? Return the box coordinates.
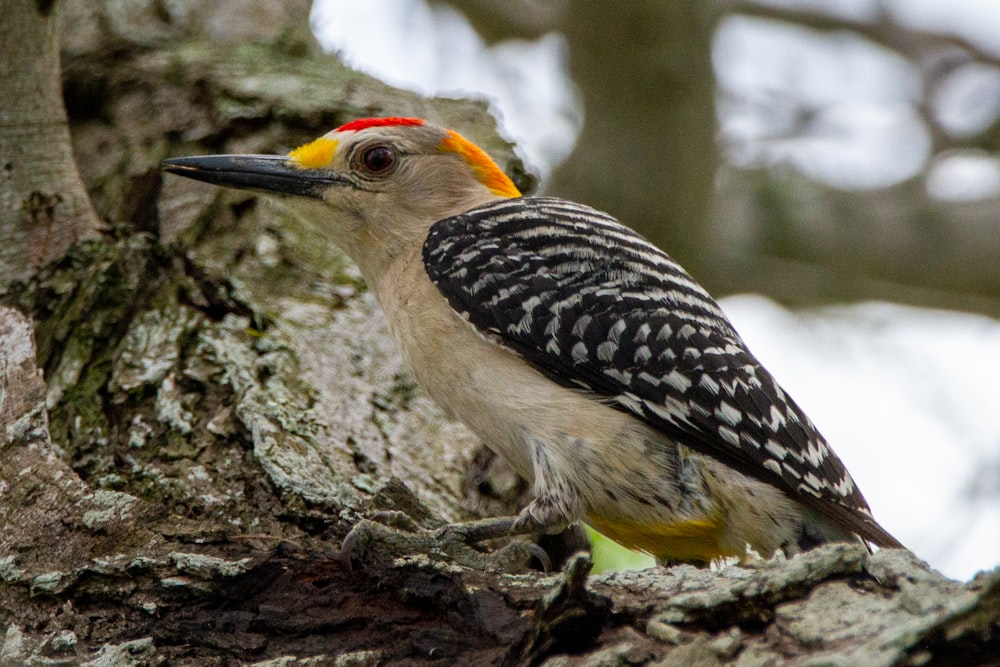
[586,513,730,564]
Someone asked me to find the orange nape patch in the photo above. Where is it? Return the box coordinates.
[288,136,338,169]
[587,513,728,564]
[439,130,521,198]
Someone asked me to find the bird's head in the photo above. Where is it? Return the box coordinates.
[163,117,521,278]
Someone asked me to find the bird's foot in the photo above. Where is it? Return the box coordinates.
[339,510,551,574]
[430,496,575,571]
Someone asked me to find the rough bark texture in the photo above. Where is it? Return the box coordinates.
[0,1,998,665]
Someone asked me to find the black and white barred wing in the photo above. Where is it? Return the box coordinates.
[423,197,898,547]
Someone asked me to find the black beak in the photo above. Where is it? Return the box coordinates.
[162,154,347,199]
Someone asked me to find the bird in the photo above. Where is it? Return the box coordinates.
[163,116,903,565]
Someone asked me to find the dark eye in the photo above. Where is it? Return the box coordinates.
[361,145,396,174]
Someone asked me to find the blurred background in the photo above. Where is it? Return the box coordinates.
[310,0,1000,580]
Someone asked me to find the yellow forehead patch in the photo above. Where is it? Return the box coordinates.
[439,130,521,198]
[288,136,338,168]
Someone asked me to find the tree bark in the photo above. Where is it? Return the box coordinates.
[0,1,997,664]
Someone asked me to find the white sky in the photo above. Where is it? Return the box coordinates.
[713,6,1000,195]
[311,0,1000,580]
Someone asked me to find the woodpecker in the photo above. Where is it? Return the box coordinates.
[163,116,902,564]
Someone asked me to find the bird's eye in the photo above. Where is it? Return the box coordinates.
[361,145,396,175]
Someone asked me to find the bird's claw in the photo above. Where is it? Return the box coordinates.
[339,511,553,574]
[339,510,423,571]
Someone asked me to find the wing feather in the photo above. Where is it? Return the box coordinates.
[422,197,900,547]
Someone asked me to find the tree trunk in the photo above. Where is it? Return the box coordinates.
[0,1,997,664]
[546,1,720,285]
[0,0,100,288]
